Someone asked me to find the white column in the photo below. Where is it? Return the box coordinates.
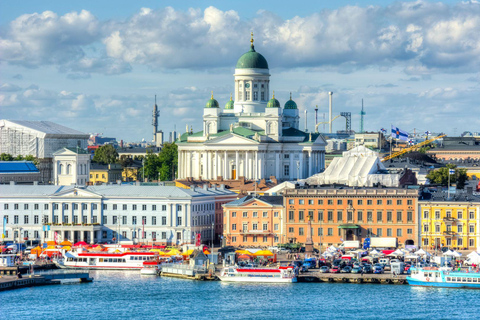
[243,151,247,178]
[308,151,313,177]
[258,152,263,179]
[87,203,92,224]
[246,151,251,179]
[189,151,193,178]
[290,153,294,180]
[275,152,280,179]
[299,152,304,179]
[235,151,239,180]
[206,151,210,179]
[202,151,207,179]
[254,151,258,180]
[224,151,228,179]
[196,151,201,179]
[178,151,183,179]
[214,151,218,179]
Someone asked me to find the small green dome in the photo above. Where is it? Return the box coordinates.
[284,93,297,109]
[225,94,234,109]
[205,92,219,108]
[267,91,280,108]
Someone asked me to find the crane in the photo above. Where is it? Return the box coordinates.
[315,115,341,133]
[381,134,446,162]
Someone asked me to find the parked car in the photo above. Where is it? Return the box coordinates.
[374,266,384,274]
[362,264,373,273]
[330,266,341,273]
[341,266,352,273]
[351,266,363,274]
[300,265,309,272]
[319,266,330,273]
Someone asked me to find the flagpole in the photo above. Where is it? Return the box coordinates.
[448,170,451,200]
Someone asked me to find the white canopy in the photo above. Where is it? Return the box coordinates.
[414,249,427,255]
[328,245,338,253]
[452,251,462,257]
[405,254,419,259]
[392,249,405,256]
[370,249,383,256]
[467,251,480,263]
[443,250,455,256]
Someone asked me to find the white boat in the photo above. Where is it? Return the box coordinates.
[59,251,160,270]
[218,266,297,283]
[407,266,480,289]
[140,261,160,275]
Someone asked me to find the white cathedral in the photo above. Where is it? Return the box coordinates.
[177,35,326,181]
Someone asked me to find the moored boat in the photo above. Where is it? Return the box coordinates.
[407,266,480,289]
[140,261,160,275]
[218,266,297,283]
[59,251,161,270]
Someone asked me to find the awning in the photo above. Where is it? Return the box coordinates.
[338,224,360,229]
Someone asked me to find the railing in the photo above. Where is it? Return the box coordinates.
[240,230,272,234]
[443,230,457,236]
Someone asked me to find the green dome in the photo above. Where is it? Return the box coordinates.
[267,92,280,108]
[205,92,219,108]
[284,93,297,109]
[235,45,269,69]
[225,94,234,109]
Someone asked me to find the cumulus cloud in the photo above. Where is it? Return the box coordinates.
[1,2,480,74]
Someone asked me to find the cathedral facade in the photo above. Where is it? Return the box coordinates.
[177,36,326,181]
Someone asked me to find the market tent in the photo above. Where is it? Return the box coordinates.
[59,240,72,246]
[414,249,431,256]
[47,241,56,246]
[238,254,252,259]
[166,249,181,256]
[204,250,211,255]
[62,246,72,251]
[452,251,462,257]
[388,249,404,257]
[182,249,195,256]
[235,250,252,255]
[253,250,274,257]
[31,246,42,256]
[467,251,480,264]
[74,241,88,246]
[370,249,383,256]
[327,245,338,253]
[443,250,455,256]
[90,245,104,252]
[405,254,419,259]
[150,249,167,255]
[245,248,261,254]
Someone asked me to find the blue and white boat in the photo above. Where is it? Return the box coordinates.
[407,267,480,289]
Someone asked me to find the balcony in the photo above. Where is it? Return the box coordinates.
[443,217,456,224]
[240,229,272,235]
[443,230,457,236]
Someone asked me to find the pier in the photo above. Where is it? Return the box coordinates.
[0,270,93,291]
[160,263,217,281]
[298,271,408,284]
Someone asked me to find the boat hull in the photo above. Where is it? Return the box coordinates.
[219,276,297,283]
[140,268,158,275]
[407,277,480,289]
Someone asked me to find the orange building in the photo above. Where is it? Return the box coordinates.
[223,196,284,247]
[283,187,419,249]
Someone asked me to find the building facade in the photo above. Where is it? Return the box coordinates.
[89,163,123,184]
[53,147,91,186]
[177,36,326,182]
[420,192,480,251]
[0,185,236,246]
[283,187,419,249]
[223,196,284,247]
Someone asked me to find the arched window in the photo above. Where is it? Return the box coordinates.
[67,164,71,175]
[59,164,63,175]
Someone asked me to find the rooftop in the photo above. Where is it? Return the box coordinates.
[1,120,88,137]
[0,161,39,173]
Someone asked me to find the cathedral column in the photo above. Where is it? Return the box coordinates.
[290,153,294,180]
[243,151,247,179]
[275,152,280,179]
[196,151,201,179]
[246,151,251,179]
[308,151,313,177]
[254,151,258,180]
[258,152,263,179]
[214,151,218,179]
[180,151,184,179]
[207,151,212,179]
[235,151,239,180]
[299,152,304,179]
[189,151,193,178]
[224,151,228,179]
[202,151,207,179]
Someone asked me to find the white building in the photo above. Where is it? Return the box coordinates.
[53,147,91,186]
[0,184,236,245]
[177,36,326,182]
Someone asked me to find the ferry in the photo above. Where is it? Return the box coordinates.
[57,251,160,270]
[140,261,160,275]
[218,266,297,283]
[407,266,480,289]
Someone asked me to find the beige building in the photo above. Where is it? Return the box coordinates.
[53,147,90,186]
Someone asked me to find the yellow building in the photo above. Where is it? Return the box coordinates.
[89,163,123,184]
[420,193,480,252]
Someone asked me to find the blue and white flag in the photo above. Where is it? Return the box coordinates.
[425,131,431,135]
[380,128,387,134]
[391,125,409,141]
[449,169,455,174]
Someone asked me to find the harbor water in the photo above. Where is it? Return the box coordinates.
[1,271,480,320]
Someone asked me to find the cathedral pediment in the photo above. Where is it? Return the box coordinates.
[204,133,259,146]
[53,187,102,199]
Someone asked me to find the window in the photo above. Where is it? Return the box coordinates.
[367,200,372,205]
[263,223,268,231]
[397,211,402,222]
[318,210,323,221]
[113,216,118,224]
[299,228,304,236]
[347,211,353,221]
[328,228,333,236]
[357,211,363,221]
[34,231,39,238]
[162,205,167,211]
[24,215,29,224]
[318,228,323,236]
[299,211,304,221]
[397,229,402,237]
[132,216,137,224]
[253,212,258,218]
[407,200,413,205]
[377,200,382,205]
[232,236,237,243]
[289,211,294,221]
[457,225,463,233]
[24,204,29,210]
[14,215,19,224]
[289,227,294,233]
[284,154,290,159]
[177,217,182,225]
[377,228,383,236]
[274,211,279,218]
[162,217,167,225]
[245,91,250,100]
[252,223,258,230]
[377,211,382,222]
[232,224,237,231]
[132,205,137,211]
[4,204,8,210]
[387,211,393,222]
[308,200,314,205]
[328,211,333,222]
[54,204,59,210]
[152,205,156,211]
[407,211,413,222]
[387,228,392,236]
[470,239,475,247]
[14,204,19,210]
[407,228,413,234]
[120,216,126,225]
[252,235,257,242]
[357,200,363,205]
[34,215,39,224]
[347,200,353,205]
[263,235,267,242]
[328,199,333,205]
[458,238,463,247]
[435,211,440,219]
[274,224,279,231]
[243,212,248,218]
[299,199,304,205]
[397,200,402,205]
[367,211,373,222]
[423,224,429,232]
[423,211,429,219]
[44,204,49,210]
[423,238,429,246]
[470,224,475,233]
[457,210,463,219]
[92,216,97,224]
[242,235,248,242]
[161,232,167,240]
[288,199,294,205]
[123,204,127,210]
[367,228,373,237]
[262,211,268,218]
[337,200,342,205]
[142,205,147,211]
[387,200,392,205]
[231,211,237,218]
[337,211,343,221]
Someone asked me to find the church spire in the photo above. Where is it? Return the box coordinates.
[250,31,255,51]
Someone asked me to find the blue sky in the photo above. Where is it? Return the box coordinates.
[1,0,479,141]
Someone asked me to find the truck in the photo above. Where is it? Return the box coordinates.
[369,237,397,248]
[391,262,405,275]
[339,241,360,249]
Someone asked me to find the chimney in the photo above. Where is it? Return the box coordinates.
[329,92,333,133]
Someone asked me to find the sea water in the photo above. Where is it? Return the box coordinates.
[1,271,479,320]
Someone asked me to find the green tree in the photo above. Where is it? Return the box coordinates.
[426,164,468,189]
[92,145,118,164]
[142,151,162,181]
[159,143,178,181]
[0,153,14,161]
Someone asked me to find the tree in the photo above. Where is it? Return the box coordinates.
[159,143,178,181]
[426,164,468,189]
[0,153,38,164]
[142,151,161,181]
[92,145,118,164]
[0,153,14,161]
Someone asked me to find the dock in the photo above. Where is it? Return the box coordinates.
[298,271,408,284]
[0,270,93,291]
[160,264,217,281]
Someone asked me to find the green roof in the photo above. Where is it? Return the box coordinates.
[235,45,269,69]
[205,98,219,108]
[178,127,266,144]
[282,128,322,143]
[225,97,234,109]
[267,97,280,108]
[284,94,297,109]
